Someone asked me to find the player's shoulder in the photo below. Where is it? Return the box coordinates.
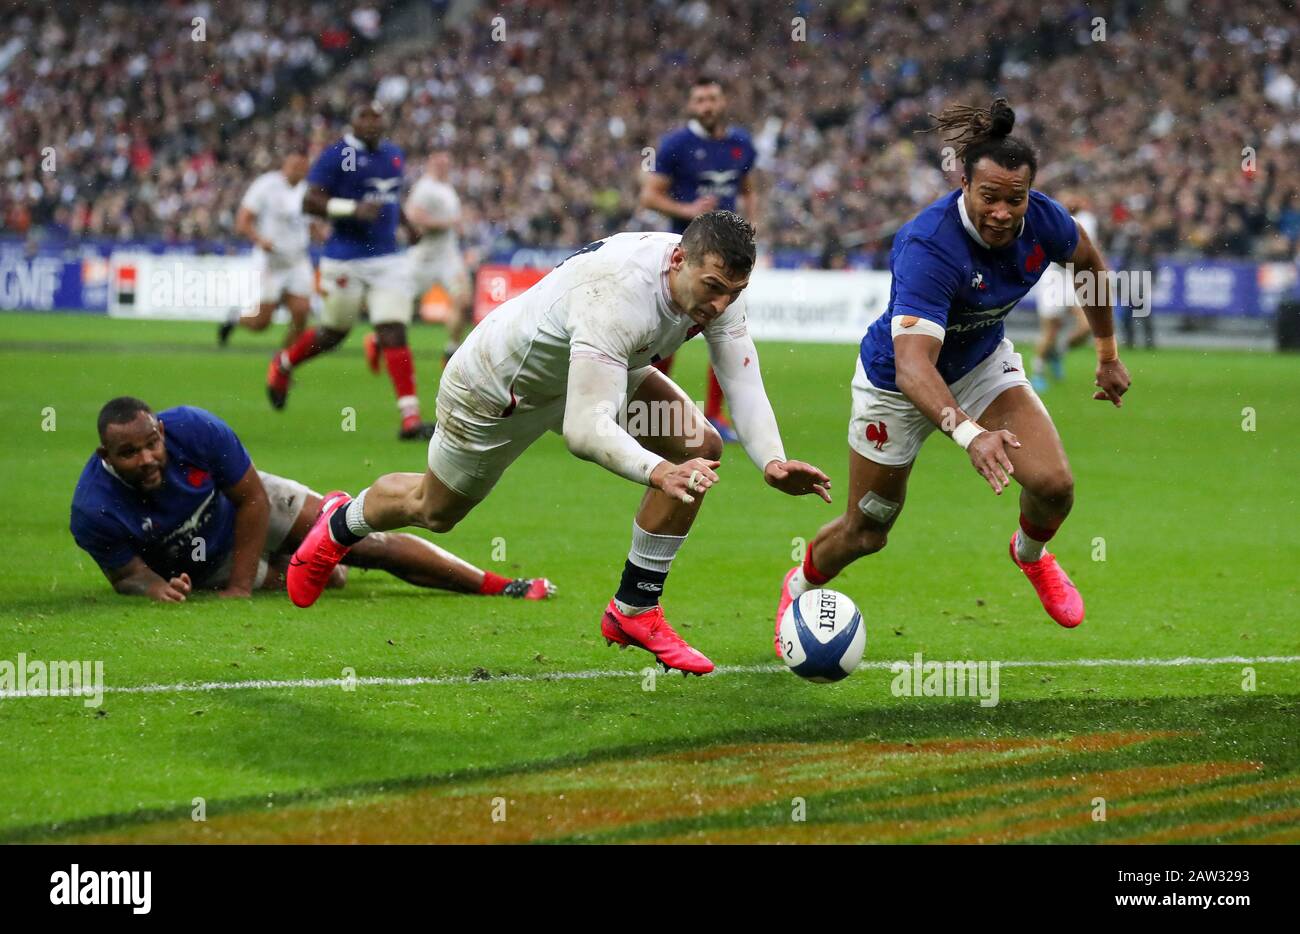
[157,405,232,440]
[69,453,128,535]
[1027,188,1070,221]
[1026,190,1080,252]
[725,125,755,147]
[555,233,674,302]
[895,191,971,269]
[598,231,678,282]
[317,137,350,159]
[658,125,694,151]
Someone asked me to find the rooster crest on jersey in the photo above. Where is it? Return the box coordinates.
[778,589,866,683]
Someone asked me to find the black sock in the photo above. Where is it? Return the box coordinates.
[328,506,363,546]
[614,559,668,609]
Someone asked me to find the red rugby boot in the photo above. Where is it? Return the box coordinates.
[1009,533,1085,628]
[266,355,292,410]
[287,492,353,608]
[774,565,799,659]
[502,578,557,600]
[600,600,714,675]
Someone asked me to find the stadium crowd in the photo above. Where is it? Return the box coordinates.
[2,0,1298,266]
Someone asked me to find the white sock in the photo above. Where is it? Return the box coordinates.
[788,566,812,599]
[345,488,374,538]
[1015,528,1046,563]
[628,521,687,573]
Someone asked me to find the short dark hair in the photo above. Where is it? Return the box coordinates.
[926,97,1038,182]
[681,210,756,277]
[97,396,153,441]
[692,75,723,92]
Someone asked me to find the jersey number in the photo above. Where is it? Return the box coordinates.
[556,239,606,267]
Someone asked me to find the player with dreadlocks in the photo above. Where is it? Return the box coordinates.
[774,98,1131,652]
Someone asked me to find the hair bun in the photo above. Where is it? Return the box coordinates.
[989,98,1015,137]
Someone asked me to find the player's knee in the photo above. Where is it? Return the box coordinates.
[319,327,348,348]
[1035,469,1075,510]
[694,422,723,462]
[375,323,406,348]
[413,504,460,534]
[849,525,888,557]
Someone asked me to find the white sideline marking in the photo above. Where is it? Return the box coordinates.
[2,655,1299,701]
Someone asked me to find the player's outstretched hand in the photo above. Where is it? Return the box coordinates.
[652,457,721,505]
[764,459,832,503]
[967,430,1020,496]
[150,573,191,603]
[354,201,381,223]
[1093,358,1131,407]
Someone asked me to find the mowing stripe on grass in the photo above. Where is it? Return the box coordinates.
[2,654,1298,701]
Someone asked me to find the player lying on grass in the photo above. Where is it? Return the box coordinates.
[287,211,832,674]
[776,98,1131,653]
[70,397,554,603]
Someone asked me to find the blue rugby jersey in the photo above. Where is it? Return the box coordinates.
[307,133,406,259]
[860,189,1079,391]
[654,121,757,235]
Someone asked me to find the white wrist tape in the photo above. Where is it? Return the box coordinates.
[327,198,357,218]
[951,419,985,450]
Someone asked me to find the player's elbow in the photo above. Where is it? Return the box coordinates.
[561,415,597,462]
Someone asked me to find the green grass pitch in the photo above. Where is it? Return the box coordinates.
[1,310,1297,843]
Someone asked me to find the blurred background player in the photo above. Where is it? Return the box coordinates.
[775,100,1131,652]
[266,102,436,440]
[70,397,555,603]
[1029,191,1099,390]
[639,76,758,444]
[399,150,471,366]
[220,152,314,349]
[286,213,830,674]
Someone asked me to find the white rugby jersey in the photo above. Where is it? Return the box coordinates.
[240,171,309,265]
[406,176,461,256]
[450,231,749,415]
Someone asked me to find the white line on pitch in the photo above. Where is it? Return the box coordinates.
[2,654,1299,701]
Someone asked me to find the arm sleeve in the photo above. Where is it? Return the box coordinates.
[889,239,963,339]
[707,317,786,472]
[70,509,136,573]
[563,355,666,485]
[564,277,665,484]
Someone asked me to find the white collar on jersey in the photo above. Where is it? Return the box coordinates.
[99,458,133,488]
[343,132,372,152]
[687,119,726,141]
[957,191,1026,249]
[660,241,681,313]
